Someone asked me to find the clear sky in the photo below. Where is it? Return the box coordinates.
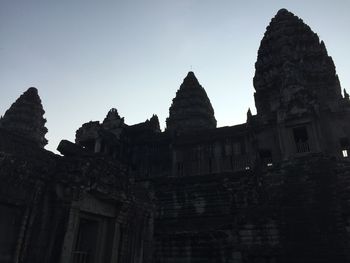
[1,0,349,153]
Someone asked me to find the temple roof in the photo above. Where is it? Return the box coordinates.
[0,87,48,148]
[253,9,342,116]
[166,71,216,132]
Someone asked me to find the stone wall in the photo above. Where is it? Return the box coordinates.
[0,131,154,263]
[151,155,350,263]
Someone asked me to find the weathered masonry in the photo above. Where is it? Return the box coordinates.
[1,8,350,263]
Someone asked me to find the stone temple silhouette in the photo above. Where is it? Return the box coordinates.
[1,8,350,263]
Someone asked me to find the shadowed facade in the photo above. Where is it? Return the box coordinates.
[1,8,350,263]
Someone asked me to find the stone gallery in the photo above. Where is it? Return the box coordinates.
[1,9,350,263]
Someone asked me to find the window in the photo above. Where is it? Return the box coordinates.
[70,213,116,263]
[232,142,241,155]
[293,126,310,153]
[340,137,349,158]
[259,149,273,167]
[342,150,348,158]
[177,162,184,176]
[73,218,99,263]
[223,140,232,156]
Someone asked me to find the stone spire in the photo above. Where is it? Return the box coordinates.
[166,71,216,132]
[149,114,161,132]
[102,108,124,129]
[102,108,125,138]
[253,8,342,118]
[0,87,48,147]
[246,108,252,122]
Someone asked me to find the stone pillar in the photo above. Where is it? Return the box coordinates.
[59,204,80,263]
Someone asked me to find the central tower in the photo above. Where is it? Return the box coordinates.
[166,71,216,132]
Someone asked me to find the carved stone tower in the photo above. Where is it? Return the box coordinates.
[0,87,48,147]
[253,9,346,160]
[253,9,342,120]
[166,71,216,132]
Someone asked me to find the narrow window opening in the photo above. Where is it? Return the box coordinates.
[259,149,273,167]
[342,150,348,158]
[240,141,246,155]
[340,137,349,158]
[223,140,231,157]
[177,162,183,176]
[232,142,241,156]
[293,126,310,153]
[100,140,106,154]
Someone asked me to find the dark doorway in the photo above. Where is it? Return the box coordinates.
[73,218,99,263]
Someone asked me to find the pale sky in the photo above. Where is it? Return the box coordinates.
[1,0,349,153]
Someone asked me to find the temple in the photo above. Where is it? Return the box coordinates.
[1,8,350,263]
